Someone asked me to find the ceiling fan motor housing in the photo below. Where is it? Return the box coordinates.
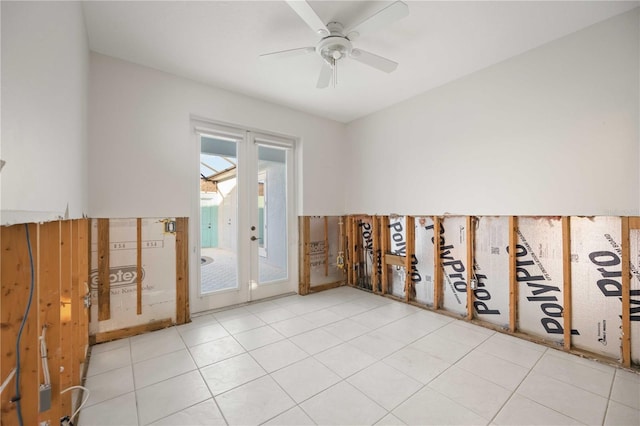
[316,22,353,62]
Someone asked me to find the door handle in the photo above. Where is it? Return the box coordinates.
[250,236,257,241]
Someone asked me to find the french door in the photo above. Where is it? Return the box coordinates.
[190,120,296,313]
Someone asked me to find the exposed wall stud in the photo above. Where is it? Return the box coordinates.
[59,221,73,417]
[137,218,143,315]
[621,216,631,367]
[381,216,390,294]
[372,216,380,293]
[76,219,90,366]
[38,222,62,424]
[324,216,329,277]
[405,216,415,303]
[433,216,442,310]
[562,216,572,351]
[97,219,110,321]
[509,216,518,333]
[466,216,475,321]
[300,216,311,295]
[175,218,190,325]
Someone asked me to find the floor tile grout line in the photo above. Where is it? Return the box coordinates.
[82,386,136,411]
[86,287,639,425]
[194,364,231,426]
[485,346,549,426]
[531,350,619,400]
[487,347,595,426]
[607,371,640,410]
[127,338,142,426]
[601,368,618,422]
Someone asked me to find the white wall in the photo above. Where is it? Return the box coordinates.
[88,53,347,218]
[346,9,640,216]
[1,1,89,225]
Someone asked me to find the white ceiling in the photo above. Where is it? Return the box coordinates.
[82,1,639,123]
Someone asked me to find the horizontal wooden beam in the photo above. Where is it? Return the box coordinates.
[628,216,640,229]
[90,318,173,345]
[385,253,405,267]
[309,281,344,293]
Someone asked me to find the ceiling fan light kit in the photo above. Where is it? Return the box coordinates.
[261,0,409,89]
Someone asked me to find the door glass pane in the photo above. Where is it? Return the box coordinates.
[257,145,288,283]
[200,136,238,294]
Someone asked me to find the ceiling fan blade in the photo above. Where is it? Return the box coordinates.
[260,47,315,60]
[345,1,409,39]
[286,1,329,36]
[317,62,332,88]
[350,49,398,73]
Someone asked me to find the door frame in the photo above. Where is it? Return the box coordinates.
[189,117,298,314]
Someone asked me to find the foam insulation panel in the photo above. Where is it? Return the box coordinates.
[359,218,375,289]
[473,216,510,328]
[570,217,623,359]
[309,216,343,286]
[516,217,565,344]
[440,216,468,316]
[414,217,435,306]
[89,218,176,335]
[388,216,407,298]
[629,229,640,366]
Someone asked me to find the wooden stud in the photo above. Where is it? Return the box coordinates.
[509,216,518,333]
[298,218,303,292]
[38,222,62,425]
[349,217,355,286]
[344,218,350,286]
[466,216,475,321]
[350,216,357,286]
[347,217,352,286]
[381,216,390,295]
[562,217,572,351]
[1,224,39,426]
[621,216,631,367]
[372,216,380,293]
[354,217,360,286]
[300,216,311,295]
[90,318,173,344]
[97,218,110,321]
[405,216,415,302]
[358,216,364,288]
[137,218,142,315]
[59,221,73,417]
[79,219,91,365]
[433,216,442,310]
[324,216,329,277]
[70,221,81,386]
[175,218,190,325]
[338,215,345,280]
[85,218,92,325]
[628,216,640,229]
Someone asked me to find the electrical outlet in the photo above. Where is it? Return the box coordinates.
[164,220,176,233]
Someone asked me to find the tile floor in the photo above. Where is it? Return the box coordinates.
[79,286,640,426]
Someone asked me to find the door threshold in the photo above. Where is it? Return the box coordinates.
[191,291,298,318]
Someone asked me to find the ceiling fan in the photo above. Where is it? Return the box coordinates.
[261,1,409,88]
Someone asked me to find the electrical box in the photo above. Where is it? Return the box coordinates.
[39,383,51,412]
